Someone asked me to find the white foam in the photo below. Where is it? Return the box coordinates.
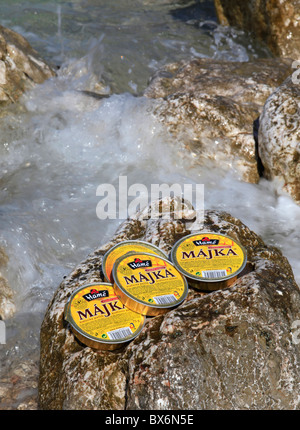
[1,80,299,316]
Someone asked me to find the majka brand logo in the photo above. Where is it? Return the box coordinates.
[127,258,152,270]
[193,237,219,246]
[83,289,109,302]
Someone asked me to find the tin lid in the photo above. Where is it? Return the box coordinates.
[113,252,188,313]
[64,283,145,349]
[170,232,247,283]
[102,240,167,283]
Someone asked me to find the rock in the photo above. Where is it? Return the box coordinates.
[0,25,55,105]
[39,198,300,410]
[125,266,300,410]
[0,312,41,410]
[0,276,15,320]
[0,247,15,320]
[258,75,300,204]
[144,58,292,183]
[213,0,300,59]
[0,360,39,410]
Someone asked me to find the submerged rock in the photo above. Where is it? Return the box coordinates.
[39,198,300,410]
[258,75,300,204]
[213,0,300,59]
[0,25,55,105]
[144,58,292,183]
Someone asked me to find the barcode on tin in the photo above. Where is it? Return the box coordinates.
[153,294,176,305]
[107,327,132,340]
[202,270,227,278]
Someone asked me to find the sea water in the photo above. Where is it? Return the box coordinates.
[0,0,299,408]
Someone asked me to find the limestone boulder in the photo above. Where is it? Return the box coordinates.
[125,263,300,410]
[0,275,15,320]
[39,199,300,410]
[144,58,292,183]
[258,75,300,204]
[214,0,300,59]
[0,247,15,320]
[0,25,55,105]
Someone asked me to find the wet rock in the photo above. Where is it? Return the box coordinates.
[0,360,39,410]
[213,0,300,59]
[258,75,300,204]
[0,248,15,320]
[144,58,292,183]
[0,25,55,105]
[125,268,300,410]
[0,276,15,320]
[0,312,41,410]
[39,198,300,410]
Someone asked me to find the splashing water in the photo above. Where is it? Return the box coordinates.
[1,69,300,316]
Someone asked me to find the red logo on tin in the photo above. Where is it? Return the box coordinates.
[90,289,99,294]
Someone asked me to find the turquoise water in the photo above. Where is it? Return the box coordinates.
[0,0,299,409]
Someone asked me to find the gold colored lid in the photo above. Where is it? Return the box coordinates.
[170,232,247,283]
[102,240,167,283]
[64,282,145,350]
[113,252,188,316]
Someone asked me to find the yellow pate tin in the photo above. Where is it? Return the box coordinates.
[113,252,188,316]
[170,232,247,291]
[64,283,145,350]
[102,240,167,283]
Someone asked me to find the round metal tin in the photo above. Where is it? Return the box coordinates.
[113,252,188,316]
[170,232,247,291]
[64,283,145,351]
[102,240,167,283]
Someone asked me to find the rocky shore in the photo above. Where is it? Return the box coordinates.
[39,200,300,409]
[144,57,293,184]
